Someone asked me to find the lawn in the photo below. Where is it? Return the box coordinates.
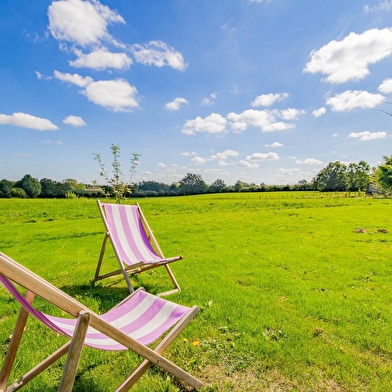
[0,193,392,391]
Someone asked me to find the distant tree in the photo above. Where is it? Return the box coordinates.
[209,179,227,193]
[234,180,246,192]
[0,179,12,198]
[178,173,207,195]
[13,174,41,198]
[377,155,392,192]
[346,161,370,191]
[10,187,27,198]
[138,181,170,195]
[313,161,348,191]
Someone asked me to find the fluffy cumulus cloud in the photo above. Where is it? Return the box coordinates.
[378,78,392,94]
[304,28,392,84]
[191,156,206,164]
[70,48,132,70]
[182,113,227,135]
[210,149,239,160]
[251,93,288,107]
[82,79,139,112]
[54,71,139,111]
[348,131,387,141]
[0,112,58,131]
[326,90,385,111]
[165,97,189,111]
[265,142,283,147]
[48,0,125,47]
[295,158,324,165]
[238,160,259,168]
[247,152,279,161]
[63,115,86,126]
[131,40,187,71]
[312,107,326,117]
[54,70,93,87]
[227,108,304,132]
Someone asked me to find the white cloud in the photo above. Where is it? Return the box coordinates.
[191,156,206,164]
[280,108,306,120]
[131,40,187,71]
[14,153,30,157]
[182,113,227,135]
[63,115,86,126]
[265,142,283,147]
[304,28,392,83]
[165,97,189,111]
[247,152,279,161]
[54,70,93,87]
[48,0,125,47]
[0,112,58,131]
[157,163,166,168]
[181,151,197,156]
[312,107,326,117]
[82,79,139,112]
[201,93,217,107]
[364,1,392,12]
[378,78,392,94]
[295,158,324,165]
[326,90,384,111]
[227,109,300,132]
[251,93,288,107]
[70,47,132,70]
[238,160,259,168]
[347,131,387,141]
[332,133,338,137]
[210,149,239,160]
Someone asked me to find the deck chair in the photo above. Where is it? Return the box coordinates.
[93,201,183,296]
[0,252,203,392]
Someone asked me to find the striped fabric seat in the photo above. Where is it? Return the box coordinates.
[0,252,202,392]
[1,276,189,349]
[94,201,183,296]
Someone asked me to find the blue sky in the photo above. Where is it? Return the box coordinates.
[1,0,392,186]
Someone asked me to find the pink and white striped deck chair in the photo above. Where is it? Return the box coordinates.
[0,252,202,392]
[94,201,183,296]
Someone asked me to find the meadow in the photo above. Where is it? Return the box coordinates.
[0,193,391,391]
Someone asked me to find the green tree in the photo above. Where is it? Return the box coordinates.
[10,187,27,198]
[13,174,41,198]
[178,173,207,195]
[346,161,370,191]
[94,144,140,203]
[377,155,392,192]
[313,161,348,191]
[209,179,227,193]
[0,179,12,198]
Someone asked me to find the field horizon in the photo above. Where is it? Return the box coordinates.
[0,193,391,391]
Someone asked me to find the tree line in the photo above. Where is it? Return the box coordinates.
[1,155,392,199]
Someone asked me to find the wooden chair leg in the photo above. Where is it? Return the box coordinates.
[58,311,91,392]
[0,291,35,391]
[93,233,109,281]
[7,343,71,392]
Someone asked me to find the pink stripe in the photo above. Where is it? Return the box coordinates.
[136,307,189,345]
[118,205,148,262]
[104,204,161,266]
[104,204,130,264]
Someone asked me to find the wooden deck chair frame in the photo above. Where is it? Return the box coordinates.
[0,252,203,392]
[93,201,182,296]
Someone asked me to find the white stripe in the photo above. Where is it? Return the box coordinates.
[123,206,158,261]
[129,302,177,340]
[110,205,140,263]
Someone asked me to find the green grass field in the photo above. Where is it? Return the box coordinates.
[0,193,392,391]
